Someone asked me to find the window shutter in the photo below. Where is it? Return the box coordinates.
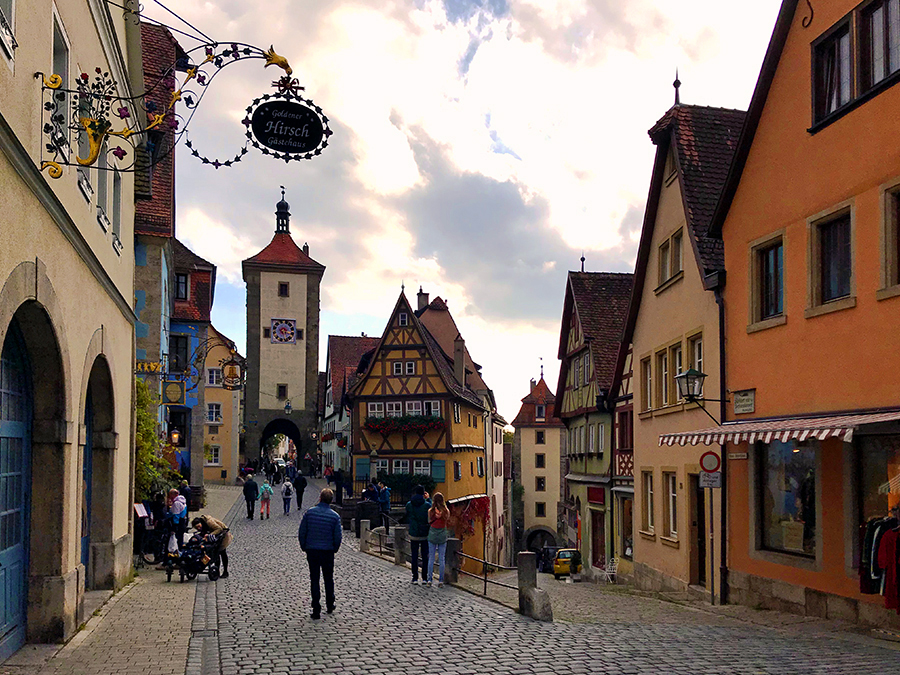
[431,459,446,483]
[355,457,370,480]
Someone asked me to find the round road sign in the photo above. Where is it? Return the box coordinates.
[700,451,721,473]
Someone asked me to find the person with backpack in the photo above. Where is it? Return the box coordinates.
[281,479,295,515]
[259,479,275,519]
[405,485,431,584]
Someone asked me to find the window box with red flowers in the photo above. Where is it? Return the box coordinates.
[363,415,445,435]
[336,438,347,449]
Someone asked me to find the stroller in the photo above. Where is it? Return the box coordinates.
[166,531,224,582]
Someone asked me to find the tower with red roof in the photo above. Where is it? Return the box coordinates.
[242,192,325,463]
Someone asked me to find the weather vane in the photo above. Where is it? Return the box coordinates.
[36,0,331,180]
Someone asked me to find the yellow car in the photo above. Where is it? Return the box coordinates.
[553,549,582,579]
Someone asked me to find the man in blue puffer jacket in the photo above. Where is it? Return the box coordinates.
[298,488,342,619]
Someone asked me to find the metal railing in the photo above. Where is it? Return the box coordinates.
[455,551,518,595]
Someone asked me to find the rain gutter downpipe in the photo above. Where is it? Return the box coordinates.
[714,283,728,605]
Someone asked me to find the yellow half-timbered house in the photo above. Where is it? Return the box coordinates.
[349,292,491,568]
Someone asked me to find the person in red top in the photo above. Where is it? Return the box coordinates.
[426,492,451,587]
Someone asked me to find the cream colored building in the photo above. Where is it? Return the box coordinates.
[512,376,564,551]
[627,103,744,601]
[0,0,141,657]
[202,326,241,485]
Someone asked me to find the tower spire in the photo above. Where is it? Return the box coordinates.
[276,187,290,234]
[540,356,544,380]
[580,252,585,272]
[674,69,681,105]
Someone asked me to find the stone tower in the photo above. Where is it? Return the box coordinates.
[242,191,325,461]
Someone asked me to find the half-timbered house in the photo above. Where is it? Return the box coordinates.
[610,342,635,579]
[348,291,492,568]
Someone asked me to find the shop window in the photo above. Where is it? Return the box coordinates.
[758,440,817,557]
[858,436,900,523]
[642,471,654,532]
[535,453,545,469]
[535,476,546,492]
[814,22,852,121]
[535,502,546,518]
[535,430,545,445]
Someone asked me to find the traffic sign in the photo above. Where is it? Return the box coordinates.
[700,451,721,473]
[699,471,722,488]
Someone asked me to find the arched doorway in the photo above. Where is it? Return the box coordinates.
[0,320,31,661]
[525,527,558,552]
[259,418,306,469]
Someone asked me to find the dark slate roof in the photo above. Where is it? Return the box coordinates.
[567,272,634,391]
[649,105,746,272]
[420,323,486,409]
[173,238,214,271]
[511,377,565,427]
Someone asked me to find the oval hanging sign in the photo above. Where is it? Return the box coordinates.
[250,101,324,154]
[243,82,332,163]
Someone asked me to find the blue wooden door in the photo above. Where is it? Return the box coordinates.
[81,392,93,570]
[0,326,30,661]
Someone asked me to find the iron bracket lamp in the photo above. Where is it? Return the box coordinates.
[674,368,727,425]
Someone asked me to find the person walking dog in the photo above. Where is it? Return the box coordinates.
[297,488,342,619]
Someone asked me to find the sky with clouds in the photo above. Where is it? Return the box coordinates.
[147,0,783,423]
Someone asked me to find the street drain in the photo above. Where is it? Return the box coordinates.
[192,630,217,638]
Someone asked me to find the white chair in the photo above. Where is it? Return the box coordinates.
[602,557,619,584]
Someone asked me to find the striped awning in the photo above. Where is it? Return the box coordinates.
[658,411,900,447]
[447,493,487,505]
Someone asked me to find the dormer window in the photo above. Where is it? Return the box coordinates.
[398,312,408,326]
[175,273,188,301]
[536,404,546,420]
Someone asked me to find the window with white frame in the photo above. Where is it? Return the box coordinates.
[207,368,223,386]
[657,351,669,407]
[112,170,122,246]
[664,472,677,538]
[406,400,422,416]
[672,344,683,400]
[477,456,485,477]
[597,423,605,452]
[393,459,410,474]
[398,312,408,326]
[405,361,415,375]
[205,445,221,466]
[642,472,654,532]
[535,430,545,445]
[413,459,430,475]
[367,402,384,418]
[393,361,403,375]
[573,356,580,388]
[375,459,389,475]
[536,404,546,420]
[386,402,402,418]
[0,0,16,59]
[580,425,586,454]
[589,424,595,453]
[641,357,652,411]
[453,403,460,423]
[424,400,441,417]
[207,402,222,423]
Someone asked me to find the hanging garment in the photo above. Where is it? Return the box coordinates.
[872,518,898,595]
[877,528,900,612]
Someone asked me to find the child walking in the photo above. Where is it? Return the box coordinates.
[425,492,450,587]
[281,480,294,515]
[259,479,274,519]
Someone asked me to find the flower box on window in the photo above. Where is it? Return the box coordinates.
[363,414,445,435]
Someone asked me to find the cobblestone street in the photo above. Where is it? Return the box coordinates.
[213,482,900,675]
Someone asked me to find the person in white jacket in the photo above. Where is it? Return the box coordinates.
[281,480,295,515]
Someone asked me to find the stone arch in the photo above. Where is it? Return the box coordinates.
[79,337,118,590]
[260,418,303,456]
[524,525,559,552]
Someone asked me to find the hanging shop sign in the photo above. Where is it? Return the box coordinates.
[135,360,165,374]
[242,82,331,163]
[162,380,186,406]
[220,353,244,391]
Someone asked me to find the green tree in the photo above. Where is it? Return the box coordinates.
[133,378,179,502]
[503,430,514,445]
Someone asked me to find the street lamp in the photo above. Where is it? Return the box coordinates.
[170,427,181,446]
[284,399,292,415]
[674,368,707,402]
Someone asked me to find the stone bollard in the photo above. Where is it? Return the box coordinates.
[393,527,408,566]
[445,538,461,583]
[359,519,371,553]
[518,551,552,622]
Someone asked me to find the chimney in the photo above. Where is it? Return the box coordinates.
[302,243,310,256]
[454,334,466,387]
[417,286,429,311]
[530,379,536,392]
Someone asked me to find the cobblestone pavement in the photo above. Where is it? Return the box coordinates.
[0,485,242,675]
[218,483,900,675]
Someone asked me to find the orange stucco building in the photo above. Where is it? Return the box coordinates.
[661,0,900,625]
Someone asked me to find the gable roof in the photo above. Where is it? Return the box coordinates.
[708,0,799,238]
[348,292,487,410]
[512,377,565,427]
[416,295,488,393]
[326,335,381,407]
[649,105,746,273]
[172,238,216,321]
[242,233,326,275]
[554,272,634,415]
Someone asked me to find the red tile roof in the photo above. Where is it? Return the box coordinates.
[326,336,381,407]
[243,233,325,273]
[512,377,565,427]
[649,105,746,273]
[172,239,216,322]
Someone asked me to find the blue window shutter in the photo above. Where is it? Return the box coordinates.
[431,459,445,483]
[355,457,370,480]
